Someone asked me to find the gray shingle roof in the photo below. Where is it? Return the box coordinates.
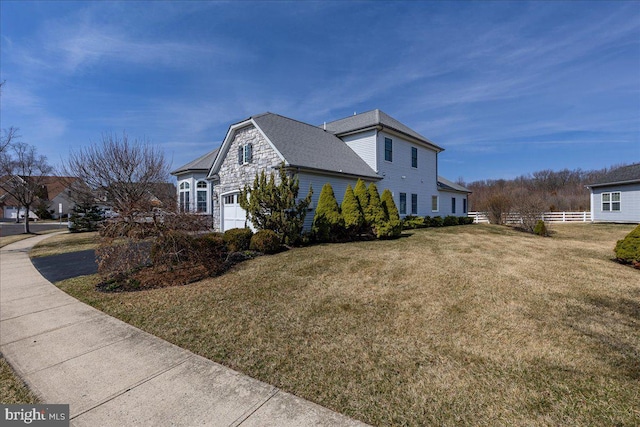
[437,176,471,193]
[171,148,219,175]
[588,163,640,186]
[322,109,444,151]
[252,113,380,179]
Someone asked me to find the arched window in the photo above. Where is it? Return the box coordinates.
[196,181,208,213]
[179,181,190,211]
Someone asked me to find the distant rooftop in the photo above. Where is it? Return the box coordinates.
[588,163,640,187]
[437,176,471,193]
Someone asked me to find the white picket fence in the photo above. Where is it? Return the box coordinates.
[468,211,591,224]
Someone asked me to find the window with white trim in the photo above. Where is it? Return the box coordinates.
[237,143,253,165]
[179,182,190,212]
[196,181,207,213]
[411,194,418,215]
[431,195,439,212]
[602,192,621,211]
[399,193,407,215]
[224,194,235,205]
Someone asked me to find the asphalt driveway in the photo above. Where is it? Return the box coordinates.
[31,249,98,283]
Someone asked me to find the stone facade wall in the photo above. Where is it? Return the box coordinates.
[212,124,282,230]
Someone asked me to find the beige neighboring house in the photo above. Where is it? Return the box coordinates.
[0,176,79,220]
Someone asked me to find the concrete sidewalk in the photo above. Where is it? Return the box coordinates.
[1,234,369,426]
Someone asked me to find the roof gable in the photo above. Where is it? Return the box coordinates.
[588,163,640,187]
[323,109,444,152]
[252,113,379,179]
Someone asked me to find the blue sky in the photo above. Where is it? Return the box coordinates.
[1,1,638,182]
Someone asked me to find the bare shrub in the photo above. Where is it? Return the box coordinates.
[485,194,512,225]
[512,190,547,233]
[95,238,151,286]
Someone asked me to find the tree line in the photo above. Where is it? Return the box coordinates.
[464,165,624,222]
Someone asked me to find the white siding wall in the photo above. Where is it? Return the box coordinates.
[297,172,375,230]
[375,130,439,217]
[437,191,469,217]
[342,130,377,171]
[591,183,640,223]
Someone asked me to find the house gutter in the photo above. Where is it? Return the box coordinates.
[585,179,640,188]
[283,165,382,181]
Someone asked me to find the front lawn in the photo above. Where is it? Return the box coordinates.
[30,231,99,258]
[56,223,640,426]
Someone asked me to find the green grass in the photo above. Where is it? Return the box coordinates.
[56,223,640,426]
[0,229,62,249]
[0,354,39,404]
[30,231,99,258]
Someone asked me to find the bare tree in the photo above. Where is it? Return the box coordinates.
[0,142,53,233]
[64,132,171,222]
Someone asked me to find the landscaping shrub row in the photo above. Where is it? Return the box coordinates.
[401,214,474,230]
[312,179,401,242]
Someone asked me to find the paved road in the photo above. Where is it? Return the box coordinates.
[31,249,98,282]
[0,221,69,237]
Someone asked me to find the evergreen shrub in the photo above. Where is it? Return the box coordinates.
[312,183,345,242]
[443,215,459,226]
[402,215,426,229]
[341,184,365,237]
[379,189,402,238]
[223,228,253,252]
[366,183,386,236]
[429,216,444,227]
[533,220,548,236]
[614,224,640,268]
[250,229,282,254]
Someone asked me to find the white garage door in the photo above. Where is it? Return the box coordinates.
[222,193,247,231]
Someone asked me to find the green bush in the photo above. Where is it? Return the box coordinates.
[353,179,370,215]
[443,215,459,226]
[341,184,365,237]
[312,183,345,242]
[462,216,475,225]
[223,228,253,252]
[379,189,402,238]
[250,229,282,254]
[366,183,386,236]
[614,224,640,268]
[429,216,444,227]
[402,215,426,229]
[533,220,548,236]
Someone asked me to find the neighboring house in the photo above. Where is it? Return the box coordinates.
[0,176,79,220]
[586,163,640,223]
[171,109,471,232]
